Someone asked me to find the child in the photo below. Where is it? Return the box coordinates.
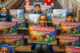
[33,4,43,14]
[65,13,76,23]
[24,0,32,7]
[31,15,54,53]
[0,44,13,53]
[39,15,48,26]
[0,8,12,22]
[33,0,42,6]
[44,0,54,6]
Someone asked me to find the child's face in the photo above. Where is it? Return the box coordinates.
[39,16,48,26]
[0,47,10,53]
[1,8,7,14]
[35,6,41,13]
[25,0,29,2]
[36,0,39,2]
[66,16,74,22]
[17,41,20,44]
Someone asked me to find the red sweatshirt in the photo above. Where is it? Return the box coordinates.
[45,0,54,5]
[24,2,32,7]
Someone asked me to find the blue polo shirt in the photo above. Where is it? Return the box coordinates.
[0,13,12,22]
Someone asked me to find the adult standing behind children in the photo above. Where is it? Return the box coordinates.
[0,8,12,22]
[44,0,54,6]
[24,0,32,7]
[33,0,43,6]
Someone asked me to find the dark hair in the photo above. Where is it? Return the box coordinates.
[35,4,40,7]
[39,14,48,21]
[66,13,74,17]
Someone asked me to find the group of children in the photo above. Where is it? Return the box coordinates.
[0,0,78,53]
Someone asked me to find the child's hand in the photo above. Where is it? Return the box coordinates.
[52,3,54,7]
[27,39,31,44]
[2,18,7,21]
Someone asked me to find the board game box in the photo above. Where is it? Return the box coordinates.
[52,9,74,28]
[9,9,24,19]
[0,22,18,35]
[29,26,56,45]
[58,35,79,48]
[47,14,53,22]
[12,19,28,35]
[65,46,80,53]
[12,19,26,29]
[61,22,80,35]
[25,5,53,14]
[25,6,34,14]
[0,35,24,48]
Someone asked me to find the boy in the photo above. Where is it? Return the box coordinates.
[31,15,54,53]
[33,4,43,14]
[65,13,76,23]
[0,8,12,22]
[33,0,42,6]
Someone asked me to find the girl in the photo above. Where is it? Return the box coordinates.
[0,44,13,53]
[31,15,54,53]
[0,8,12,22]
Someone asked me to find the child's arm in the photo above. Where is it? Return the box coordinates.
[51,2,54,7]
[8,14,12,22]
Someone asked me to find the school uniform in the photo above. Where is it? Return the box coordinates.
[0,13,12,22]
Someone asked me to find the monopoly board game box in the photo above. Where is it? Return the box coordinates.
[61,22,80,36]
[52,9,74,28]
[65,46,80,53]
[12,19,26,29]
[25,5,53,14]
[58,35,79,48]
[41,5,53,14]
[0,22,18,35]
[12,19,28,35]
[9,9,24,19]
[25,6,34,14]
[0,35,24,47]
[29,26,56,45]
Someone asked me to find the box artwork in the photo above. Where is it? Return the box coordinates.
[9,9,24,19]
[0,35,24,47]
[65,46,80,53]
[29,26,56,45]
[0,22,18,35]
[61,22,80,35]
[12,19,26,29]
[58,35,79,48]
